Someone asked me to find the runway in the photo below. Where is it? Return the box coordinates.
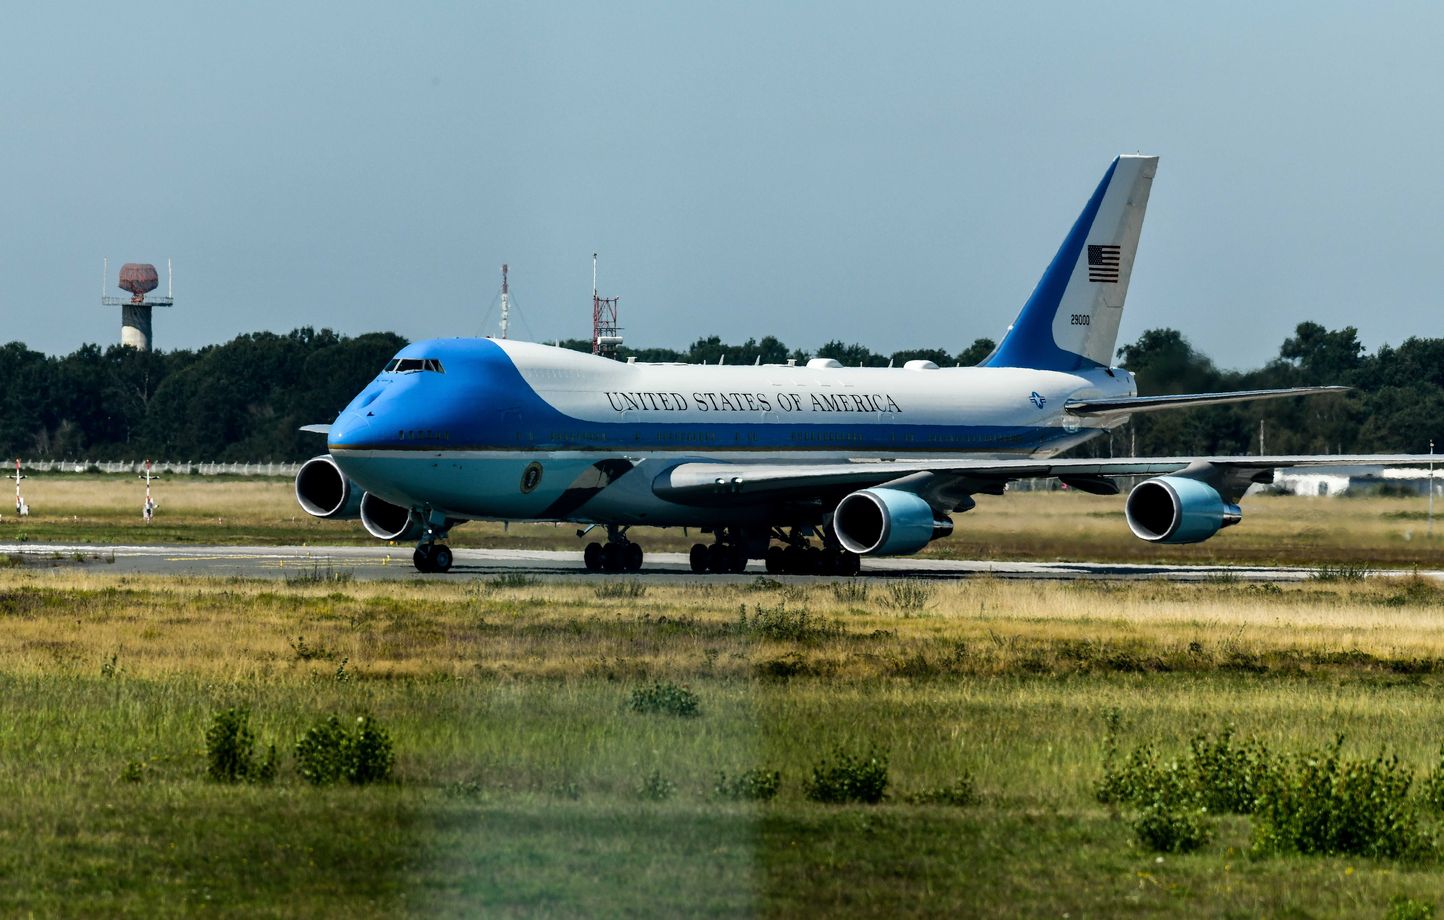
[2,541,1429,583]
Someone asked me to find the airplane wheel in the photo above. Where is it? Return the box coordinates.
[584,542,603,571]
[765,545,786,574]
[803,547,823,575]
[625,542,644,572]
[413,546,435,573]
[601,542,622,573]
[840,551,861,576]
[689,543,708,574]
[783,545,806,575]
[431,544,454,573]
[730,546,748,574]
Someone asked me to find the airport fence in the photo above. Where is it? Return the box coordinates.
[16,460,302,477]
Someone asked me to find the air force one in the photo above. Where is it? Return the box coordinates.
[295,155,1423,574]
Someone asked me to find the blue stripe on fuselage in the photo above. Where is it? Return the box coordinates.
[328,338,1090,456]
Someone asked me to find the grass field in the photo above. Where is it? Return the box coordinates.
[6,473,1444,567]
[7,566,1444,915]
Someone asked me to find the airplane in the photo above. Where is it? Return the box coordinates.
[295,154,1425,574]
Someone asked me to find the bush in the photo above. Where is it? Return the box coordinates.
[629,681,700,717]
[638,770,676,801]
[1097,721,1274,816]
[206,707,276,784]
[905,772,978,807]
[1387,897,1435,920]
[1252,737,1422,858]
[715,768,781,801]
[1133,801,1212,853]
[1419,746,1444,812]
[881,581,933,612]
[805,747,889,804]
[734,603,843,641]
[1186,727,1277,815]
[294,714,395,786]
[595,579,648,599]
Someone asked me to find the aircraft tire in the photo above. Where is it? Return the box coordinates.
[431,544,454,573]
[584,542,603,571]
[729,546,748,574]
[689,543,709,573]
[625,542,644,572]
[706,544,728,574]
[783,545,806,575]
[601,542,622,573]
[840,551,861,576]
[413,546,435,573]
[765,546,785,574]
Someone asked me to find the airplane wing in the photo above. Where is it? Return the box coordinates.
[652,454,1436,508]
[1064,386,1348,417]
[299,424,332,435]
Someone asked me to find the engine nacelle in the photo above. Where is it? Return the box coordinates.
[295,455,361,520]
[360,491,426,542]
[1125,476,1242,544]
[833,488,954,556]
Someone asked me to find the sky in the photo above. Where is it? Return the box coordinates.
[3,2,1441,369]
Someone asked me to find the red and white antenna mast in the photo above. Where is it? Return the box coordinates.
[499,263,510,340]
[140,460,158,523]
[591,252,621,358]
[12,459,27,517]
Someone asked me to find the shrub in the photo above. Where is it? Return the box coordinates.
[715,768,781,801]
[734,603,842,641]
[1419,746,1444,812]
[805,747,889,804]
[206,707,262,783]
[629,682,700,717]
[595,579,648,599]
[905,772,978,807]
[881,580,933,612]
[830,580,869,604]
[1387,896,1436,920]
[294,714,395,786]
[1252,737,1422,858]
[1186,727,1277,815]
[1133,801,1212,853]
[638,770,676,801]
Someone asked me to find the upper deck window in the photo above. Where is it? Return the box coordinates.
[384,358,446,374]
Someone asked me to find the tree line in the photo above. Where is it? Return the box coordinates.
[0,323,1439,462]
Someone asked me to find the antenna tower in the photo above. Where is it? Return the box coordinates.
[499,263,510,340]
[591,252,622,358]
[102,258,175,351]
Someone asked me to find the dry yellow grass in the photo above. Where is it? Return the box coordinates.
[7,567,1443,685]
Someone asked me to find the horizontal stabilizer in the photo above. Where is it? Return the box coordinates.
[1064,386,1349,417]
[299,424,332,435]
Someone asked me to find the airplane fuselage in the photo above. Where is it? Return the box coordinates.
[326,337,1135,527]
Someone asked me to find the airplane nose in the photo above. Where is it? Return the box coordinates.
[327,409,374,450]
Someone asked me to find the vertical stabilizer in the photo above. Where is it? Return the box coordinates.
[981,154,1158,371]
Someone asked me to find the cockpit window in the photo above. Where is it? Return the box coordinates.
[384,358,445,374]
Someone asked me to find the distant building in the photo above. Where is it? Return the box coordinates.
[1256,466,1442,497]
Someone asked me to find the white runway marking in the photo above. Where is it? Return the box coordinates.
[2,542,1437,583]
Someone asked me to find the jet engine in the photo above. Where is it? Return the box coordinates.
[1125,476,1242,544]
[360,491,426,542]
[295,455,361,520]
[833,488,954,556]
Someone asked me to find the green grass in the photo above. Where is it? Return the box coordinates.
[7,572,1444,914]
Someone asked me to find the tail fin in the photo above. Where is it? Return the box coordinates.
[981,154,1158,371]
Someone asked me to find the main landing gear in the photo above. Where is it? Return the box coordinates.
[583,525,644,573]
[685,527,860,576]
[762,539,860,576]
[413,542,454,573]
